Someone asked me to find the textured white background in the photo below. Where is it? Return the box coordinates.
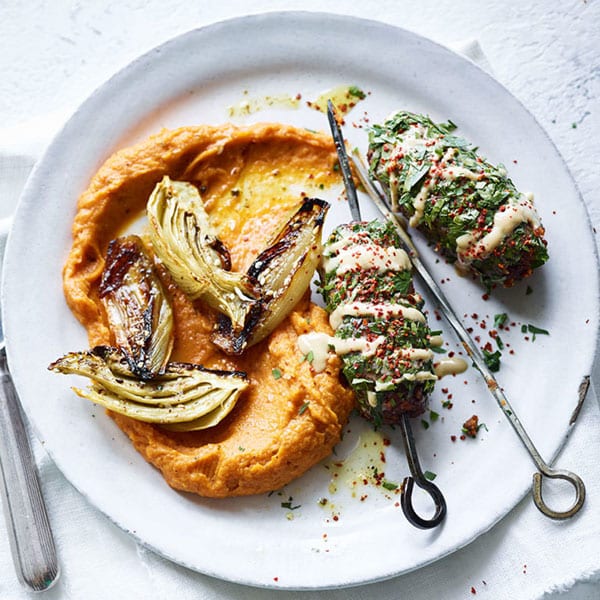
[0,1,599,599]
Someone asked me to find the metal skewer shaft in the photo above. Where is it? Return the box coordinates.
[352,153,585,519]
[327,102,362,223]
[328,101,447,529]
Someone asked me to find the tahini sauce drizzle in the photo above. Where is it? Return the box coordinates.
[456,192,540,267]
[434,356,468,378]
[300,228,435,383]
[396,123,539,259]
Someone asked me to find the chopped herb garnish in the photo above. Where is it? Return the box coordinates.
[421,419,430,430]
[382,480,399,491]
[281,497,301,510]
[272,368,282,379]
[304,350,315,364]
[526,285,533,295]
[348,85,366,99]
[495,334,504,350]
[298,401,310,415]
[482,348,502,372]
[431,345,447,354]
[424,471,437,481]
[494,313,508,328]
[525,324,550,341]
[429,410,440,422]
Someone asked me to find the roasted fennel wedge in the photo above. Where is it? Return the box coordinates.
[99,235,174,379]
[49,346,248,431]
[214,197,330,354]
[147,176,329,355]
[147,176,259,335]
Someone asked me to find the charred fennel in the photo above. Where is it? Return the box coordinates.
[51,234,248,431]
[148,176,329,355]
[99,235,174,379]
[49,347,248,431]
[367,111,548,288]
[214,197,329,354]
[147,177,259,334]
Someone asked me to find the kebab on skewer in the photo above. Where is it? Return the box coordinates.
[367,111,548,289]
[323,101,446,529]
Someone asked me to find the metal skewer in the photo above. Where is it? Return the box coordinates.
[351,151,585,520]
[327,101,447,529]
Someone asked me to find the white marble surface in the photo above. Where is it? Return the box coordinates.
[0,1,599,599]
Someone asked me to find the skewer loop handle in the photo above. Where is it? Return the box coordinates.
[399,414,447,529]
[532,468,585,520]
[401,474,447,530]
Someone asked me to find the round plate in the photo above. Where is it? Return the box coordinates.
[2,12,598,590]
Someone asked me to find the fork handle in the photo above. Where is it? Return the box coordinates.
[0,355,59,591]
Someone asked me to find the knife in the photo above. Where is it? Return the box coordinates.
[0,220,60,591]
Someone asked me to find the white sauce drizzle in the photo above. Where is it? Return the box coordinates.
[409,146,481,227]
[313,221,437,387]
[322,230,411,275]
[329,301,426,330]
[434,356,469,378]
[429,334,444,347]
[330,243,411,275]
[366,391,377,407]
[456,192,540,266]
[297,332,386,373]
[401,371,438,382]
[297,332,332,372]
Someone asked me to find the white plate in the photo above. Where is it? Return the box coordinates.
[2,12,598,590]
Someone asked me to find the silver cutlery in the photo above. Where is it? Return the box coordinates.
[0,277,60,590]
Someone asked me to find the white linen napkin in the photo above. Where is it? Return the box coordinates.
[1,40,599,600]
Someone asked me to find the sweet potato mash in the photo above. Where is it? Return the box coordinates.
[63,122,355,497]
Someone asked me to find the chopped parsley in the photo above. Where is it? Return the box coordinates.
[495,335,504,350]
[521,323,550,341]
[298,401,310,415]
[348,85,366,99]
[423,471,437,481]
[494,313,508,328]
[482,348,502,372]
[382,480,399,491]
[272,368,282,379]
[281,497,301,510]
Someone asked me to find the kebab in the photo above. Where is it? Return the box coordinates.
[352,116,584,521]
[367,111,549,289]
[322,101,446,529]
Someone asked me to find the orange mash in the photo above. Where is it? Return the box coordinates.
[62,122,355,497]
